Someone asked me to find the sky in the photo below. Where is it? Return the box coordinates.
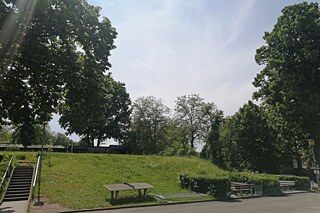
[49,0,316,141]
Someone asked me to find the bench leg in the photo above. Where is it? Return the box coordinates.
[111,191,114,200]
[138,189,142,197]
[115,191,119,199]
[144,189,147,197]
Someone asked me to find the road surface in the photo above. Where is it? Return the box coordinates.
[90,192,320,213]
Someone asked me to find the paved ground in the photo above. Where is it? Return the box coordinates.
[89,192,320,213]
[0,200,29,213]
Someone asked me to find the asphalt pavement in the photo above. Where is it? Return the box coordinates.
[87,192,320,213]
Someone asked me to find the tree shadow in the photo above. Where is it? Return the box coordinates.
[0,207,15,213]
[108,195,157,206]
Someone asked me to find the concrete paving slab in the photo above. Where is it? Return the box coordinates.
[0,200,29,213]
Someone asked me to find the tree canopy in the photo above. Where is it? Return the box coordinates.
[127,96,170,155]
[253,2,320,163]
[174,94,218,148]
[0,0,120,145]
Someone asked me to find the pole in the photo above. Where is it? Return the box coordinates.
[311,144,320,190]
[38,123,46,202]
[37,156,42,202]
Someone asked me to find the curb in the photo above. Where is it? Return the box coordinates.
[59,198,217,213]
[59,190,313,213]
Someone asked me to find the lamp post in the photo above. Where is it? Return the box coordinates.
[308,139,320,190]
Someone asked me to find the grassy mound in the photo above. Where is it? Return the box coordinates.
[39,153,227,209]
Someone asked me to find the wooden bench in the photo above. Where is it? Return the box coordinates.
[231,182,255,197]
[279,180,295,191]
[104,182,155,199]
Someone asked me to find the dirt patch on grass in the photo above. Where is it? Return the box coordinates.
[28,197,71,213]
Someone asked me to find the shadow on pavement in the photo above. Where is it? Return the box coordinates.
[109,195,157,206]
[0,206,14,213]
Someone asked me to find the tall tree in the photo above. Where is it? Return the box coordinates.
[221,102,279,172]
[0,0,117,144]
[253,2,320,165]
[127,96,170,155]
[59,73,131,147]
[174,94,217,148]
[201,110,224,167]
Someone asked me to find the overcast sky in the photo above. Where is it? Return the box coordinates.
[49,0,315,140]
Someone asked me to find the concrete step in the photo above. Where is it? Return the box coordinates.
[6,189,30,197]
[6,186,30,191]
[9,178,32,182]
[8,181,31,186]
[4,192,29,198]
[4,196,29,201]
[4,166,34,202]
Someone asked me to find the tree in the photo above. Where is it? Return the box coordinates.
[11,124,51,147]
[127,96,170,155]
[59,73,131,147]
[253,2,320,166]
[0,0,117,143]
[201,110,224,167]
[211,102,279,172]
[51,132,73,147]
[174,94,217,148]
[161,119,197,156]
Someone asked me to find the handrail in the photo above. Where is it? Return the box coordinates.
[0,156,13,188]
[33,156,41,187]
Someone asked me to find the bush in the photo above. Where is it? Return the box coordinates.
[230,172,281,196]
[180,174,230,199]
[277,175,310,190]
[6,145,20,151]
[16,154,26,160]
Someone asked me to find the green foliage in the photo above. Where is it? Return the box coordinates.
[0,128,12,144]
[0,154,12,193]
[127,96,170,155]
[15,154,26,160]
[60,74,131,147]
[204,102,280,173]
[37,153,224,209]
[253,2,320,166]
[174,94,218,148]
[51,132,73,147]
[201,110,224,166]
[0,0,117,145]
[179,174,230,199]
[277,174,310,190]
[230,172,281,196]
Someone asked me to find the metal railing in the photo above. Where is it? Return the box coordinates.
[33,156,41,188]
[31,155,41,200]
[0,156,13,189]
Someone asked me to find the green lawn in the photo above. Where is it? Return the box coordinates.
[0,151,227,209]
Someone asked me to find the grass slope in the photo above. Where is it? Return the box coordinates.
[0,152,227,209]
[40,153,227,209]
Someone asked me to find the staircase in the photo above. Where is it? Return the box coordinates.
[4,166,33,202]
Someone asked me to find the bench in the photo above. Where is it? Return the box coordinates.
[104,182,155,199]
[279,180,295,191]
[231,182,255,197]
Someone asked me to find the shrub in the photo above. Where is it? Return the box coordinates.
[277,175,310,190]
[16,154,26,160]
[180,174,230,199]
[6,145,20,151]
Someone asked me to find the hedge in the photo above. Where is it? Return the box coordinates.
[180,174,230,199]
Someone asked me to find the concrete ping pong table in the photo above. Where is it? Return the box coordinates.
[104,182,155,199]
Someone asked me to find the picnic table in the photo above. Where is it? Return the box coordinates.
[231,182,255,197]
[104,182,155,199]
